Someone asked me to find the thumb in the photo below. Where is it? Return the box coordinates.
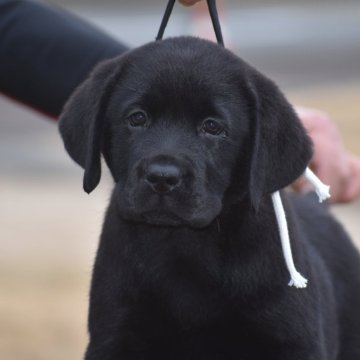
[178,0,202,6]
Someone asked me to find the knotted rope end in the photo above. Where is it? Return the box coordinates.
[288,272,308,288]
[304,167,331,203]
[315,184,331,203]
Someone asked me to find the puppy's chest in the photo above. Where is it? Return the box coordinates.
[134,235,268,325]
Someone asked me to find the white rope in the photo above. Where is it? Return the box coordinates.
[271,167,331,288]
[303,167,331,203]
[271,191,308,288]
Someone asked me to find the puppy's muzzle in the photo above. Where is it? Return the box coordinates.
[137,154,193,196]
[145,161,182,194]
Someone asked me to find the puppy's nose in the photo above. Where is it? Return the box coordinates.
[145,162,181,194]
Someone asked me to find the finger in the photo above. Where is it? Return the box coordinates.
[178,0,202,6]
[336,154,360,203]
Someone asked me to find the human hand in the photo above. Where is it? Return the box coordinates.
[178,0,203,6]
[293,107,360,203]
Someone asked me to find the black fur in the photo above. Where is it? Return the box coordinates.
[59,37,360,359]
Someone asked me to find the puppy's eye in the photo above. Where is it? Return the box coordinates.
[128,111,147,127]
[201,119,224,136]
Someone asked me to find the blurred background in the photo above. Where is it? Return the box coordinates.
[1,0,359,359]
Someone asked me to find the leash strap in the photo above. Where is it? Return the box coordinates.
[156,0,176,41]
[207,0,224,46]
[156,0,224,46]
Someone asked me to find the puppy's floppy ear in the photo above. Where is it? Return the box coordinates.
[59,57,122,193]
[246,71,313,210]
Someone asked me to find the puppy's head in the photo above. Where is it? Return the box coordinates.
[59,37,312,228]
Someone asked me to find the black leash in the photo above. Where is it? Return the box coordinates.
[156,0,224,46]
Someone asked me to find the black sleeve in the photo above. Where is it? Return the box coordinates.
[0,0,129,118]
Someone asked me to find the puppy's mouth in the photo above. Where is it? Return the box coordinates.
[140,210,185,227]
[120,209,185,227]
[121,208,214,229]
[115,185,219,228]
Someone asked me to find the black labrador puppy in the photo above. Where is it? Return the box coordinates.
[59,37,360,359]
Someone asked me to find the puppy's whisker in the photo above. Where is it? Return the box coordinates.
[216,217,221,233]
[122,85,142,93]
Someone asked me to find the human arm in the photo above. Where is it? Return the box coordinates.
[0,0,128,118]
